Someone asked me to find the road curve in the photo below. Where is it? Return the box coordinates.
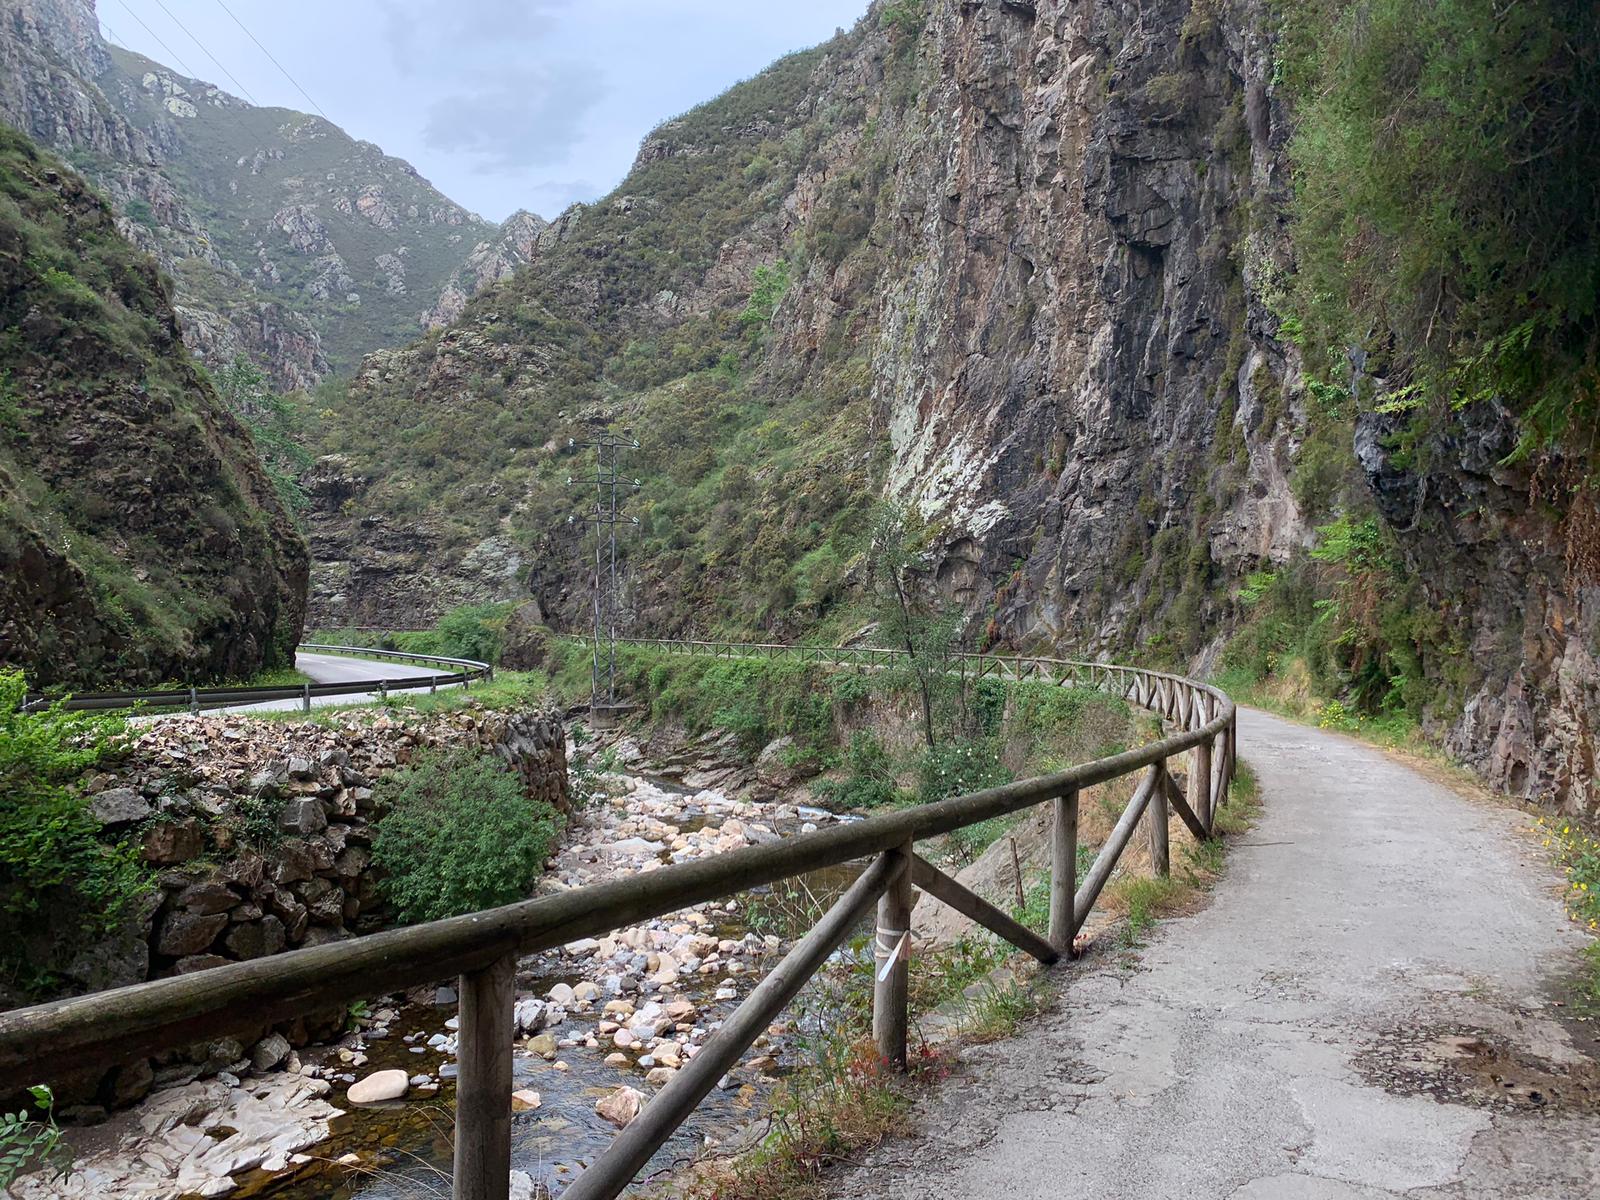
[826,707,1598,1200]
[220,651,463,715]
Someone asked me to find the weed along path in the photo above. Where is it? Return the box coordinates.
[827,708,1600,1200]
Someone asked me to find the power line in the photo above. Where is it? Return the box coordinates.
[147,0,260,104]
[210,0,332,123]
[110,0,200,81]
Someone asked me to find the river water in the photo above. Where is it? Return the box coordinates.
[243,773,864,1200]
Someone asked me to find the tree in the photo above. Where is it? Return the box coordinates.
[866,501,964,749]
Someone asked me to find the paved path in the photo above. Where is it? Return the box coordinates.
[828,708,1599,1200]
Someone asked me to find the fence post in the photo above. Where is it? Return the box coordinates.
[453,952,515,1200]
[873,839,913,1070]
[301,683,311,715]
[378,680,388,702]
[1049,789,1079,954]
[1149,764,1170,877]
[1190,737,1213,835]
[188,687,198,716]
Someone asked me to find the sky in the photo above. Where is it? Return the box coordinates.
[97,0,871,222]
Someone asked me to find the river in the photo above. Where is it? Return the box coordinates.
[240,772,864,1200]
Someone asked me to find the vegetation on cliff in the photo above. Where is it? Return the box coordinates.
[1215,0,1600,772]
[0,125,308,689]
[1282,0,1600,481]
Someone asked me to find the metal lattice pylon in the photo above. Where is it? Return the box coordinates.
[567,431,640,708]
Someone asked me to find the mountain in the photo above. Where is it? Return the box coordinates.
[0,0,545,386]
[0,123,307,688]
[304,0,1597,814]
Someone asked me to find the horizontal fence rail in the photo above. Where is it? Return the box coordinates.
[20,643,493,714]
[0,642,1236,1200]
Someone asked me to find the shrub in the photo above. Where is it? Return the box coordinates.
[917,738,1010,805]
[1281,0,1600,473]
[371,749,562,924]
[0,672,148,995]
[814,730,900,810]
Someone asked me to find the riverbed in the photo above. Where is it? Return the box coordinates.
[28,771,864,1200]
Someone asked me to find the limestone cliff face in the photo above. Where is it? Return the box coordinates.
[0,0,544,386]
[0,125,308,688]
[304,0,1591,811]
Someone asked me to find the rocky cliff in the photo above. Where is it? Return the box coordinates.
[0,124,308,688]
[304,0,1592,813]
[0,0,545,386]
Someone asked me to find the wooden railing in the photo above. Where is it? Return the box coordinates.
[0,645,1235,1200]
[20,643,492,714]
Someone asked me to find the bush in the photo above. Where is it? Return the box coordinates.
[1281,0,1600,471]
[371,749,562,924]
[917,738,1010,805]
[814,731,900,810]
[0,672,148,995]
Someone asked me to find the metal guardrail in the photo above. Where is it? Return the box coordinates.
[0,642,1236,1200]
[20,643,493,714]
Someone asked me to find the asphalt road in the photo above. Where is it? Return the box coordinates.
[826,708,1598,1200]
[224,651,463,715]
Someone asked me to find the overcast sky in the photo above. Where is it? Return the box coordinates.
[98,0,870,222]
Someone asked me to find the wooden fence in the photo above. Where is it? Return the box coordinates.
[0,643,1235,1200]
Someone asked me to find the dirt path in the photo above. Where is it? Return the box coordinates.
[826,707,1599,1200]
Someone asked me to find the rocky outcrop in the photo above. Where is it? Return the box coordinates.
[423,209,552,328]
[0,125,308,689]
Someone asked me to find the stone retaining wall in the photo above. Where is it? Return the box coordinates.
[33,703,568,1115]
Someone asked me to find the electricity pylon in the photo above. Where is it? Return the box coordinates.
[567,431,640,711]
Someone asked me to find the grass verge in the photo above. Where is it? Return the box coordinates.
[1536,815,1600,1016]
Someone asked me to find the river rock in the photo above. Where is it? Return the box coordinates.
[347,1069,409,1104]
[510,1088,541,1112]
[527,1033,558,1059]
[513,998,548,1033]
[595,1085,645,1127]
[547,982,576,1005]
[250,1033,292,1073]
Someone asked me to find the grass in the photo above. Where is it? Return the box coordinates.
[952,976,1043,1042]
[1109,876,1189,947]
[675,1042,920,1200]
[1535,815,1600,1015]
[245,670,553,724]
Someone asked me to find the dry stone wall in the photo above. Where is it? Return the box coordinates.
[31,704,567,1112]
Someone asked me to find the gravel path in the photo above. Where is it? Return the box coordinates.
[826,707,1599,1200]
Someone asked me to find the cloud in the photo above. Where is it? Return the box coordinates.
[381,0,573,72]
[422,62,602,172]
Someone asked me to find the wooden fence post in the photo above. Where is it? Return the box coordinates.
[1049,789,1079,954]
[1149,765,1170,877]
[1190,737,1213,835]
[873,838,913,1070]
[453,952,515,1200]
